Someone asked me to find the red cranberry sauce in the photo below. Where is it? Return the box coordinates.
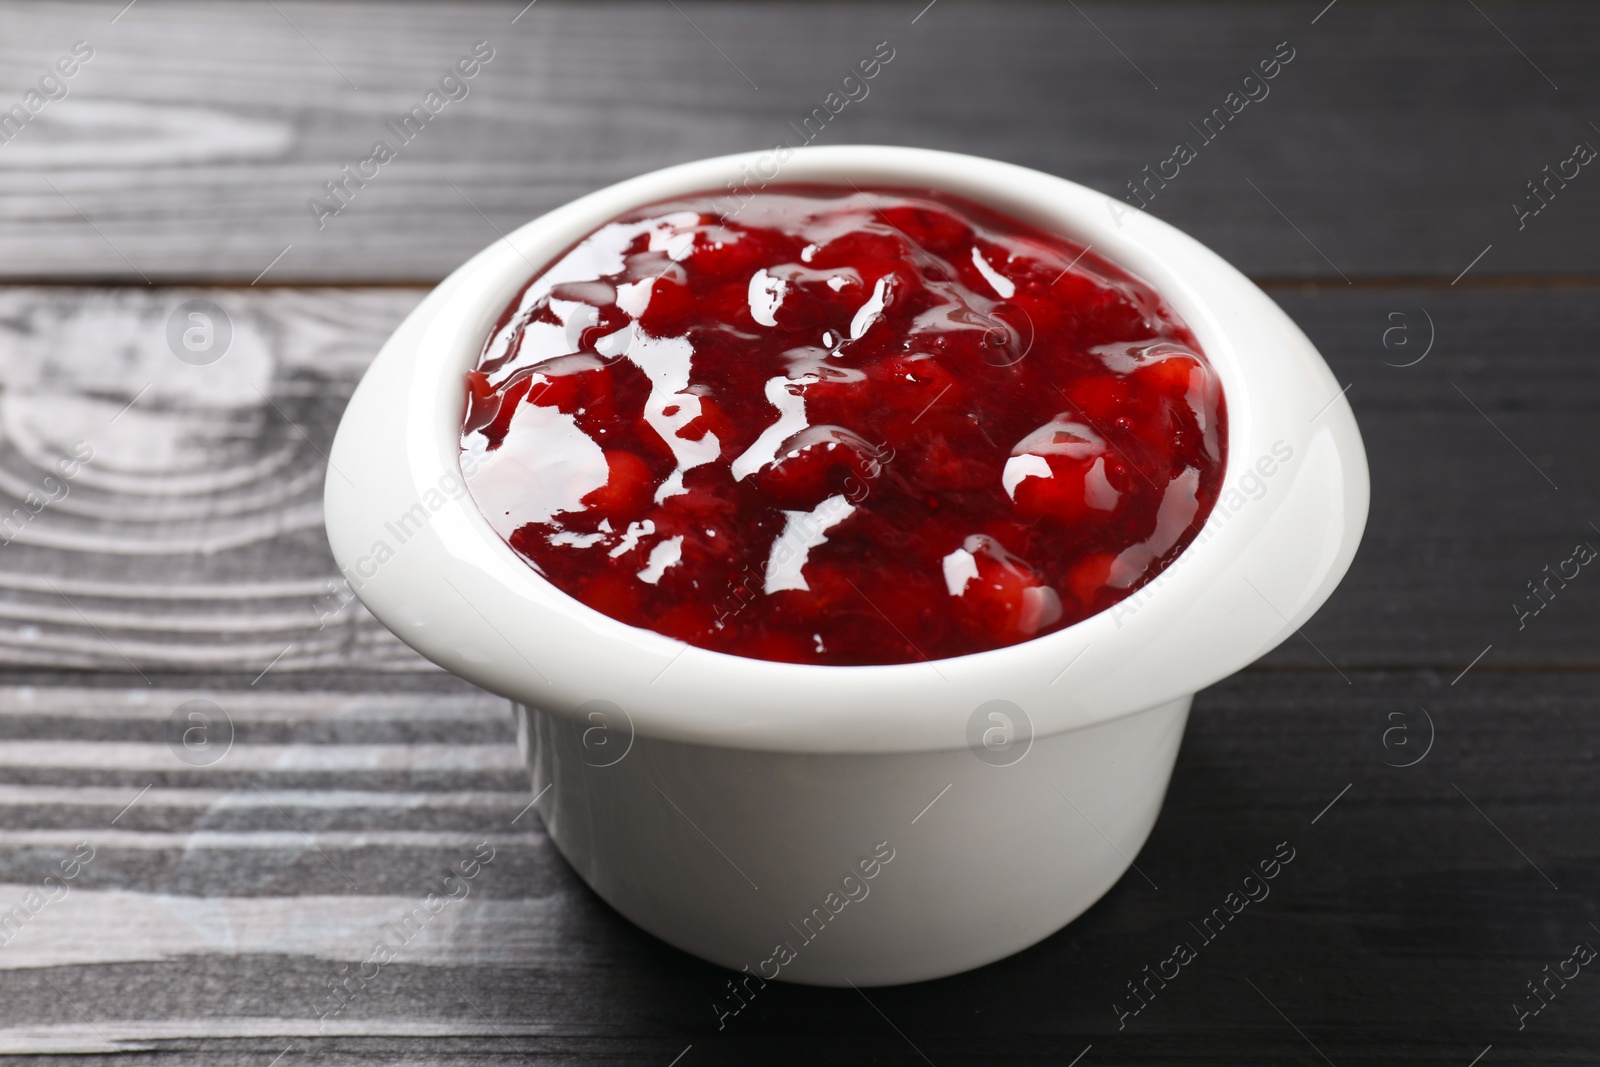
[461,186,1226,666]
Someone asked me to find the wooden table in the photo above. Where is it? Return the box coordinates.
[1,2,1596,1062]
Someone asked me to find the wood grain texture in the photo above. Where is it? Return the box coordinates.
[1258,284,1600,673]
[0,282,1592,1062]
[0,284,1596,679]
[0,1,1597,283]
[0,673,1594,1064]
[0,286,428,676]
[0,2,1595,1062]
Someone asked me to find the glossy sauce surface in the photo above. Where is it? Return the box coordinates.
[461,186,1226,665]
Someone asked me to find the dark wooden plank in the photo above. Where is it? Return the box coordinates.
[0,671,1595,1064]
[0,2,1594,1063]
[0,286,430,676]
[1258,283,1600,674]
[0,1,1597,283]
[1,283,1597,678]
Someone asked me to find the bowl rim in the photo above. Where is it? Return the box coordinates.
[325,145,1369,754]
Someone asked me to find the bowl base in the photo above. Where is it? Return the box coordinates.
[515,695,1190,987]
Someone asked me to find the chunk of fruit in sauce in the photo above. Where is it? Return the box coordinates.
[461,186,1226,666]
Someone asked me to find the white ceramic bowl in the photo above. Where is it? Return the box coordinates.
[325,146,1368,987]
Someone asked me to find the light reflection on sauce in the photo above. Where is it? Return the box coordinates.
[462,186,1226,665]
